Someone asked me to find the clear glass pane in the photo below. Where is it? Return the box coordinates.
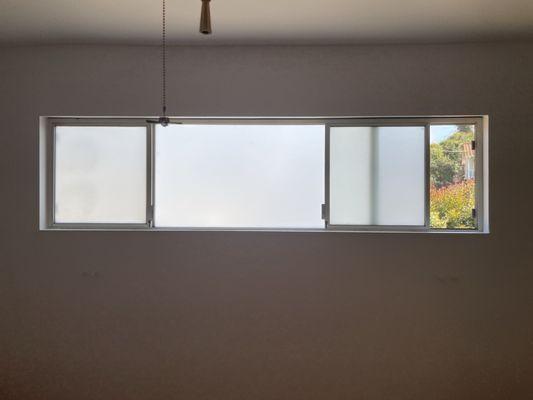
[154,124,324,228]
[54,126,147,224]
[329,126,425,226]
[430,125,476,229]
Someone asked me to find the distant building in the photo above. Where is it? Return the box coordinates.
[462,142,475,180]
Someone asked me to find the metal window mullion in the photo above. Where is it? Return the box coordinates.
[424,124,431,229]
[474,118,484,231]
[146,123,155,228]
[324,124,331,228]
[47,122,57,227]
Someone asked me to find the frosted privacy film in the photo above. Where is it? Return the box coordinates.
[154,124,325,228]
[54,126,147,224]
[329,126,425,226]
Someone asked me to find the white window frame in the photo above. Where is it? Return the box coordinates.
[39,116,488,233]
[41,118,154,230]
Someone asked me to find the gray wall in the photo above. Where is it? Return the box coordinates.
[1,43,532,400]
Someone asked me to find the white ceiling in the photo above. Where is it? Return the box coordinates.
[1,0,532,45]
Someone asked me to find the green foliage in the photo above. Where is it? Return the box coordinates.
[430,180,475,229]
[430,126,476,229]
[430,143,459,188]
[455,124,474,134]
[430,130,474,187]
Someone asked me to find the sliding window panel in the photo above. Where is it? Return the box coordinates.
[54,126,147,224]
[328,126,426,227]
[154,124,325,229]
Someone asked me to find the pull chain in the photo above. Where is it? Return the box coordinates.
[162,0,167,117]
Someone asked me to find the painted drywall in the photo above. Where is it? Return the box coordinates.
[1,43,532,400]
[3,0,533,45]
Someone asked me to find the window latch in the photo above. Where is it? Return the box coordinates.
[321,204,328,221]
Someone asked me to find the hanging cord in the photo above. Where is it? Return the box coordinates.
[162,0,167,117]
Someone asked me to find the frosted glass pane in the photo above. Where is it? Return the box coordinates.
[155,124,324,228]
[330,126,425,226]
[54,126,147,224]
[329,127,373,225]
